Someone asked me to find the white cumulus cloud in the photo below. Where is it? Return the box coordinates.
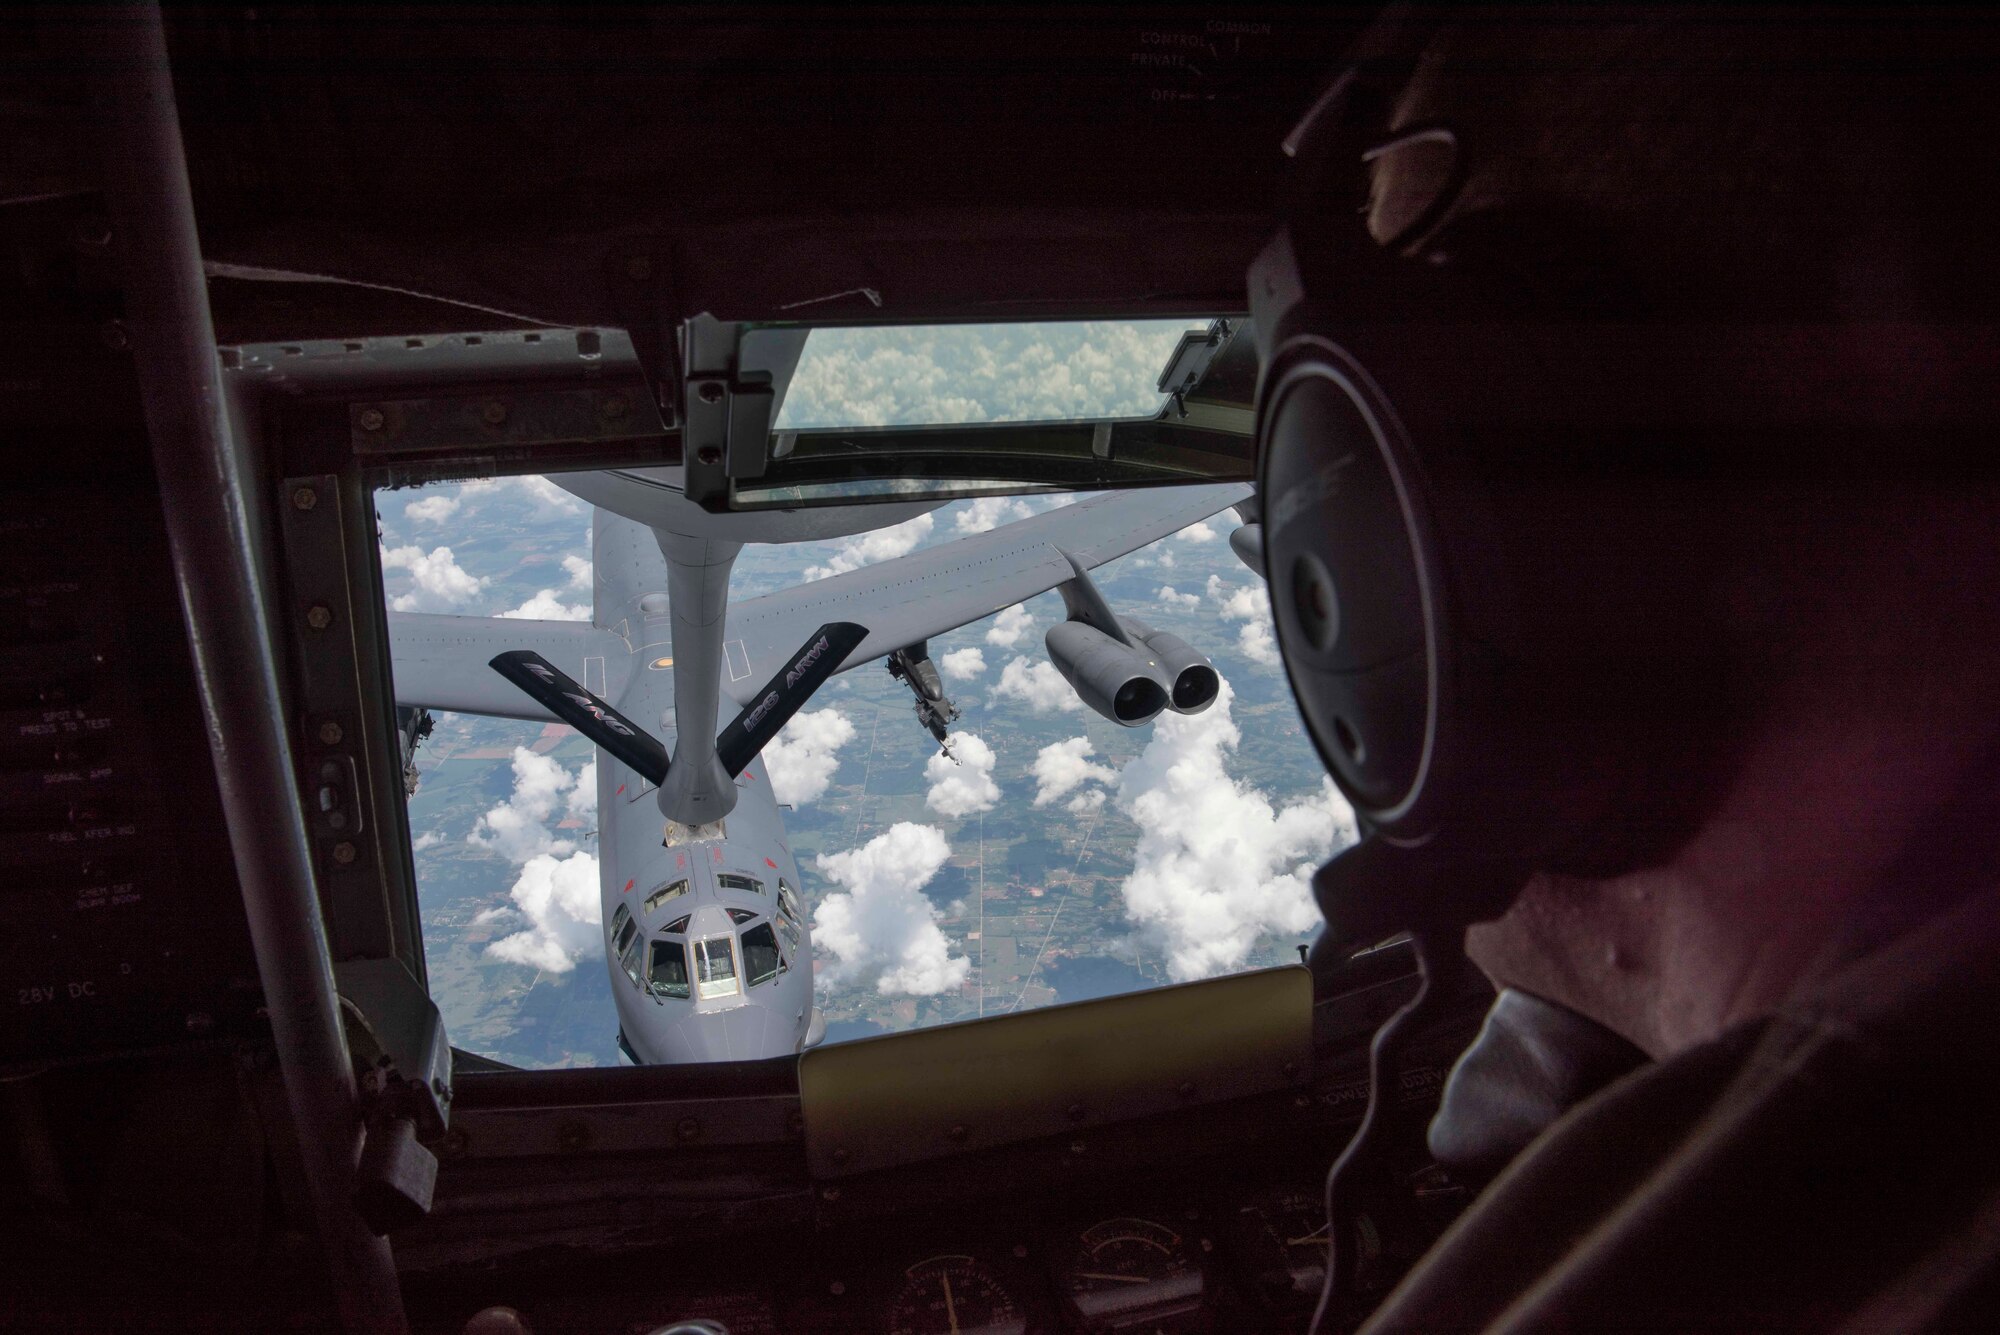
[990,655,1083,714]
[470,751,602,974]
[804,512,936,581]
[953,495,1037,534]
[506,474,585,517]
[404,494,461,524]
[1157,585,1201,611]
[1176,519,1218,543]
[1114,680,1357,981]
[925,732,1001,818]
[1067,788,1107,815]
[468,748,591,863]
[985,603,1034,648]
[762,708,855,806]
[940,647,987,681]
[1236,619,1281,668]
[485,851,602,973]
[1031,736,1118,809]
[498,589,592,621]
[813,823,970,995]
[1211,575,1281,668]
[381,544,489,612]
[562,553,593,589]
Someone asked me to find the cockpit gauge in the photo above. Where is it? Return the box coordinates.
[885,1254,1028,1335]
[1228,1188,1334,1312]
[1059,1217,1205,1330]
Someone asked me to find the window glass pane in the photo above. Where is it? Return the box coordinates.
[382,406,1334,1072]
[727,907,759,925]
[647,940,690,999]
[619,930,642,985]
[695,936,740,1000]
[614,914,638,957]
[717,873,765,896]
[643,878,689,914]
[765,320,1206,430]
[741,923,781,987]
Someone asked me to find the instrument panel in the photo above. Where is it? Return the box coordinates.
[444,1161,1472,1335]
[790,1205,1220,1334]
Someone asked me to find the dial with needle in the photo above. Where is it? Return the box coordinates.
[942,1269,958,1333]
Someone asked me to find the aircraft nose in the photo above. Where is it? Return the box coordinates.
[665,1003,793,1062]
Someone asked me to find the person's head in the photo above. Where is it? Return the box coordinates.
[1259,7,2000,1052]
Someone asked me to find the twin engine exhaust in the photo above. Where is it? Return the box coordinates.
[1043,549,1219,727]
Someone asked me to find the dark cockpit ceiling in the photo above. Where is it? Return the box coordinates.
[8,6,1374,344]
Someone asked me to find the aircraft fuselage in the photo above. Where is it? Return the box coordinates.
[594,714,818,1064]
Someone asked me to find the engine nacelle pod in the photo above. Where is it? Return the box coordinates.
[1230,522,1265,578]
[1044,621,1170,726]
[1120,617,1220,715]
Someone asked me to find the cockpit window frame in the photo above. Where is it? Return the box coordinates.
[647,938,691,1000]
[716,873,766,897]
[618,920,643,987]
[643,878,690,915]
[610,903,639,978]
[693,933,741,1001]
[740,922,782,988]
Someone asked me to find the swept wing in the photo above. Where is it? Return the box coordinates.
[387,614,631,722]
[718,482,1252,699]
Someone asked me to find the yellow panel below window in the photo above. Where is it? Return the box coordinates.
[800,965,1312,1178]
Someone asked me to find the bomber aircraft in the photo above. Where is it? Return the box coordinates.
[387,468,1251,1064]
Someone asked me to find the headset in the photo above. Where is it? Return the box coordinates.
[1250,84,1749,956]
[1250,59,1749,1333]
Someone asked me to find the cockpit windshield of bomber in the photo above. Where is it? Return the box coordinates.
[378,319,1347,1070]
